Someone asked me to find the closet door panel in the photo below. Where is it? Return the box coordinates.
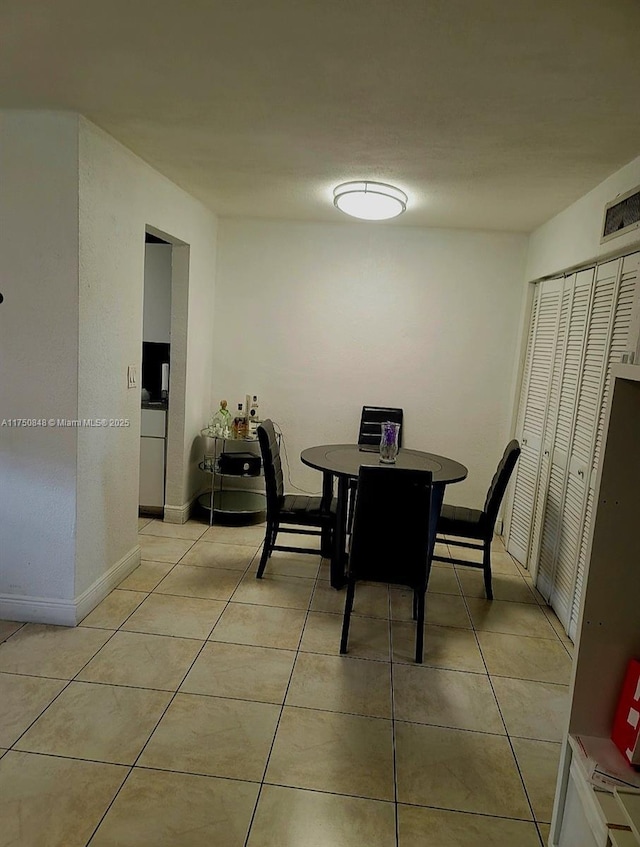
[535,270,592,599]
[508,279,563,565]
[568,252,640,639]
[550,262,617,628]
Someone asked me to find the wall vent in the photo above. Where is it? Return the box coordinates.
[601,186,640,244]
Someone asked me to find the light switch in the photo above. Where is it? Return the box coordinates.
[128,365,137,388]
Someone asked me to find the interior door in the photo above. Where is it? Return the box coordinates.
[550,260,619,628]
[535,269,593,598]
[568,252,640,639]
[507,278,563,566]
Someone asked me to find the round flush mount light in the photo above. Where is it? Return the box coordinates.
[333,180,408,221]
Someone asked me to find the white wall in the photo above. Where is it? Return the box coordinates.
[213,219,528,508]
[0,111,218,623]
[0,112,80,609]
[76,117,218,598]
[527,154,640,281]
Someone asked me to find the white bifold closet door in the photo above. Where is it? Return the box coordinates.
[507,252,640,638]
[507,278,563,566]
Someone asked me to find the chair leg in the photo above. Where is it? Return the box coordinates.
[412,591,418,621]
[483,538,493,600]
[415,591,426,664]
[256,520,278,579]
[340,580,356,654]
[320,525,332,558]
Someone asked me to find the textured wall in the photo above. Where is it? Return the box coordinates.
[0,111,80,602]
[213,219,528,509]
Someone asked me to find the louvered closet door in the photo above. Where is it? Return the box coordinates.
[507,278,563,565]
[568,252,640,639]
[535,269,593,599]
[550,260,620,628]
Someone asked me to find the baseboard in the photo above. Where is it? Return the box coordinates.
[0,593,78,627]
[163,494,198,524]
[74,544,141,623]
[0,545,141,627]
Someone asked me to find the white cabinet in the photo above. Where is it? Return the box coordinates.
[139,409,166,511]
[551,366,640,845]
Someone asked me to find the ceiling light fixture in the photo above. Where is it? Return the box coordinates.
[333,180,408,221]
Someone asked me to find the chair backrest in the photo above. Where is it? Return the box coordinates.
[257,420,284,516]
[482,439,521,529]
[348,465,432,591]
[358,406,404,447]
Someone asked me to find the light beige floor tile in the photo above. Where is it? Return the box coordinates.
[457,570,537,604]
[0,624,111,679]
[139,519,208,540]
[138,534,194,563]
[248,553,321,579]
[301,611,391,662]
[139,693,279,781]
[433,541,451,559]
[465,598,558,638]
[478,630,573,684]
[395,722,531,818]
[181,540,259,571]
[0,750,127,847]
[0,749,5,759]
[522,575,549,605]
[266,706,394,801]
[397,805,540,847]
[511,737,562,823]
[210,603,306,650]
[0,621,24,643]
[79,589,147,629]
[118,560,175,591]
[201,524,266,546]
[451,545,520,575]
[393,664,504,733]
[181,642,296,704]
[541,606,575,652]
[138,516,152,530]
[232,572,314,610]
[311,580,389,618]
[247,784,396,847]
[15,681,171,765]
[427,566,462,595]
[154,564,243,601]
[391,622,485,671]
[538,823,551,843]
[390,589,471,628]
[122,593,226,639]
[491,677,569,742]
[0,674,67,747]
[77,631,202,691]
[91,768,259,847]
[286,652,392,718]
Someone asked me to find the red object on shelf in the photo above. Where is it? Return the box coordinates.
[612,658,640,767]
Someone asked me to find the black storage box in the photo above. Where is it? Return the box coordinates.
[219,452,262,476]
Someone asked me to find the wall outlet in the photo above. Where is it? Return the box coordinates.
[127,365,137,388]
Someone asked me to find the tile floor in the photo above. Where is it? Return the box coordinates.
[0,517,573,847]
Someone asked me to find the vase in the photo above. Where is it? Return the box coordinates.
[379,421,401,463]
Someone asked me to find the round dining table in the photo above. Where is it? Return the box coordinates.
[300,444,468,589]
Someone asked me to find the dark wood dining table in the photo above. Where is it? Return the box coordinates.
[300,444,468,588]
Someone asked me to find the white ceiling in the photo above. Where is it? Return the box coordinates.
[2,0,640,232]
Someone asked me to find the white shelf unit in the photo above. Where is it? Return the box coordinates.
[551,364,640,846]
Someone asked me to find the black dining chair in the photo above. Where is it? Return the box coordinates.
[256,419,337,579]
[340,465,433,663]
[357,405,404,449]
[432,439,521,599]
[347,405,405,529]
